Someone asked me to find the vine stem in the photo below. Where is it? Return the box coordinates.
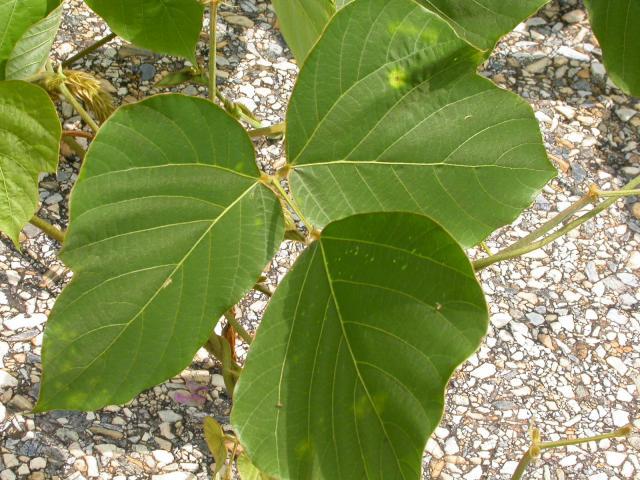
[29,216,65,243]
[224,311,252,345]
[57,80,100,132]
[248,122,285,138]
[511,425,632,480]
[62,135,86,160]
[62,32,117,68]
[209,1,219,103]
[267,177,314,234]
[474,175,640,271]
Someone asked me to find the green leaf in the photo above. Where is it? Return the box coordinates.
[83,0,204,61]
[584,0,640,96]
[5,3,62,80]
[0,0,50,78]
[272,0,335,63]
[286,0,555,248]
[0,80,60,245]
[204,417,228,474]
[233,212,488,479]
[36,94,284,411]
[237,453,276,480]
[417,0,549,51]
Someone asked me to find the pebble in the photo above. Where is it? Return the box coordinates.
[606,356,628,376]
[28,458,46,470]
[616,107,637,122]
[0,370,18,388]
[491,312,511,328]
[151,474,196,480]
[562,9,586,23]
[139,64,156,81]
[3,313,47,330]
[470,364,496,379]
[152,450,175,464]
[158,410,182,423]
[557,46,590,62]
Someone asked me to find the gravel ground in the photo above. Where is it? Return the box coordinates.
[1,0,639,478]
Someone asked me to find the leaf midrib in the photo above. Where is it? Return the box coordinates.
[44,181,259,401]
[318,239,408,479]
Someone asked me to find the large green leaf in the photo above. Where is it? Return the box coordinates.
[5,2,62,80]
[286,0,555,248]
[0,80,60,245]
[585,0,640,97]
[0,0,50,78]
[417,0,549,51]
[36,94,284,411]
[233,212,488,479]
[83,0,204,61]
[272,0,335,63]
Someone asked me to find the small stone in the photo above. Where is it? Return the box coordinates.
[224,15,254,28]
[85,455,99,477]
[151,474,196,480]
[526,57,551,74]
[526,312,545,326]
[5,270,20,286]
[0,370,18,388]
[626,251,640,270]
[557,46,590,62]
[632,202,640,220]
[4,313,47,330]
[44,193,63,205]
[29,458,46,470]
[607,356,628,376]
[612,409,630,427]
[158,410,182,423]
[139,64,156,82]
[0,470,16,480]
[491,313,511,328]
[464,466,483,480]
[562,9,586,23]
[558,315,574,331]
[9,394,33,411]
[444,437,459,455]
[616,107,637,122]
[211,374,225,388]
[591,62,606,80]
[605,451,625,467]
[555,105,576,120]
[470,363,496,379]
[94,444,123,457]
[0,404,5,422]
[152,450,175,464]
[89,425,125,440]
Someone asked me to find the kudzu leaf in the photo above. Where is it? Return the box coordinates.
[416,0,549,51]
[36,94,284,411]
[233,212,488,479]
[204,416,228,474]
[0,0,53,78]
[5,2,63,80]
[584,0,640,97]
[0,80,61,245]
[272,0,335,62]
[83,0,204,61]
[286,0,556,248]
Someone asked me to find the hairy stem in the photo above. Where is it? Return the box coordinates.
[209,1,219,103]
[57,80,100,132]
[511,425,631,480]
[268,177,314,234]
[63,130,94,139]
[62,135,86,160]
[474,175,640,271]
[248,122,286,138]
[596,188,640,198]
[29,216,65,243]
[224,311,252,345]
[511,450,534,480]
[62,32,117,68]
